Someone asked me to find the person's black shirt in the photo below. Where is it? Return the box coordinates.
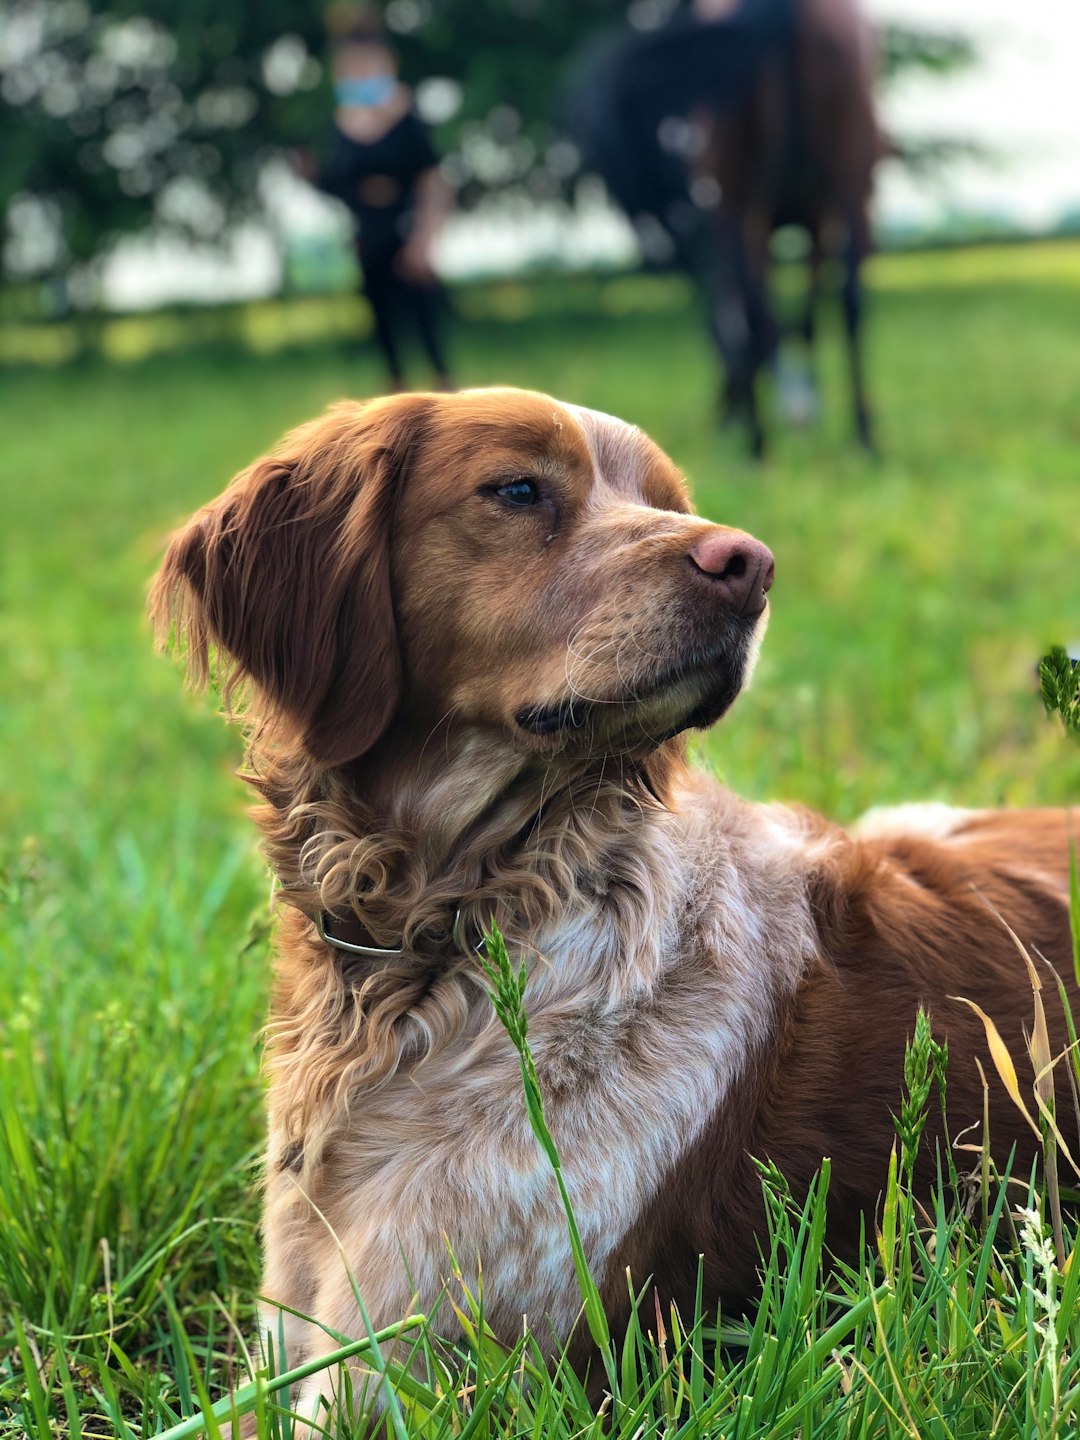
[318,112,439,264]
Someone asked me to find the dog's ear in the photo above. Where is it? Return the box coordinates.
[150,393,433,767]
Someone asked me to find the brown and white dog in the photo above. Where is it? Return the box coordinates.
[152,388,1076,1407]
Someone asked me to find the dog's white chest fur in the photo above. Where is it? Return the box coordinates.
[265,785,819,1385]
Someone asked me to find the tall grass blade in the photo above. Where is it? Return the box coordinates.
[950,996,1042,1140]
[480,925,618,1399]
[1070,835,1080,990]
[149,1316,426,1440]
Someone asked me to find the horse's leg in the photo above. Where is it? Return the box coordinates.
[778,230,822,427]
[731,208,774,458]
[698,200,775,458]
[700,208,753,431]
[801,232,822,347]
[841,211,874,452]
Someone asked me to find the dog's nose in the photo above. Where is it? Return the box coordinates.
[688,530,775,612]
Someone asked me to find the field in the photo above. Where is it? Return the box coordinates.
[2,241,1080,1436]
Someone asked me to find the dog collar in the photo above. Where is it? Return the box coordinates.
[316,906,484,961]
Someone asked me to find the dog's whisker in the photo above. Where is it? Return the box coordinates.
[414,703,464,776]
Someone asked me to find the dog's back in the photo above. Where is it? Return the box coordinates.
[607,804,1077,1323]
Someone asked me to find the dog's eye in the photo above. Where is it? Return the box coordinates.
[493,478,540,507]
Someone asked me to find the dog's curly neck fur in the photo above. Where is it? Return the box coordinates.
[253,720,700,1126]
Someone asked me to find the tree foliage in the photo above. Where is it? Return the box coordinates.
[0,0,328,281]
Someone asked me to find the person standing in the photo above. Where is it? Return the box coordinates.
[301,15,454,390]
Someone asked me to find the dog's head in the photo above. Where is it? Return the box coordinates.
[151,388,773,771]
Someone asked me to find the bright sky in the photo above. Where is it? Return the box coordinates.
[866,0,1080,228]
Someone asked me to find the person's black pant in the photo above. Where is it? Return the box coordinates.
[360,246,449,384]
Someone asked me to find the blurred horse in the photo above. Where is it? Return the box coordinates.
[571,0,884,455]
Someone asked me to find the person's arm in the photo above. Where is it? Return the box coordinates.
[287,146,320,185]
[289,135,356,202]
[397,166,453,282]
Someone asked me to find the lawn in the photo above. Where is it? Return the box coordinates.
[2,241,1079,1436]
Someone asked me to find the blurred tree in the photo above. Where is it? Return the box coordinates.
[878,24,973,80]
[0,0,328,297]
[0,0,974,299]
[876,22,977,174]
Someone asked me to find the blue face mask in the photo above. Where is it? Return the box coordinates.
[335,75,397,108]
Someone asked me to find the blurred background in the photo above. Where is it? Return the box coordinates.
[2,0,1079,324]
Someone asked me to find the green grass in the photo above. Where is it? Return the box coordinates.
[2,242,1080,1436]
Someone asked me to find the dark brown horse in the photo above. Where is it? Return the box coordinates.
[572,0,884,455]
